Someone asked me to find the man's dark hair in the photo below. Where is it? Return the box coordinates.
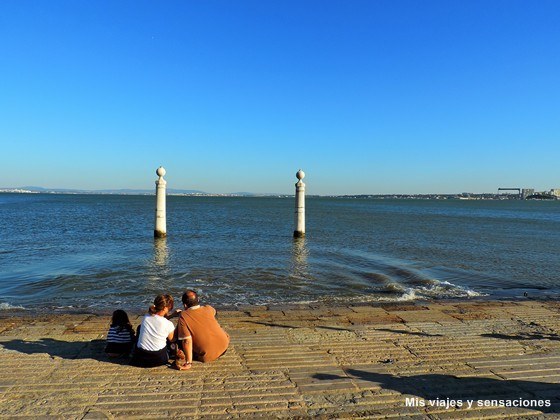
[182,290,200,308]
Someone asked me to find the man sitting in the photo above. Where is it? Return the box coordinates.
[176,290,229,370]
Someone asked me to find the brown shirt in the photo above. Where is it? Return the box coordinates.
[177,306,229,363]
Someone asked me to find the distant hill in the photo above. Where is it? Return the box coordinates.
[2,186,207,195]
[167,188,208,195]
[19,186,48,191]
[1,186,294,196]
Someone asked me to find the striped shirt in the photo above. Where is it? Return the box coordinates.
[107,326,134,343]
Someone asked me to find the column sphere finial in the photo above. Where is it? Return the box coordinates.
[296,169,305,180]
[156,166,166,177]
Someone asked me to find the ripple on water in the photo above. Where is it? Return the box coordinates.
[1,195,558,311]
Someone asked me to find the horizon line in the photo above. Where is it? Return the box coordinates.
[0,186,550,198]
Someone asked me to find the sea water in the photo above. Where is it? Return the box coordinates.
[0,194,558,313]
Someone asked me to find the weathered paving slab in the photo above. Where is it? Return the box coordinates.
[0,299,559,418]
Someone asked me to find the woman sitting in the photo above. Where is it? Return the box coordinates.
[130,294,176,368]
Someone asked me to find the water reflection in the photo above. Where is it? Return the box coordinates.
[290,237,309,278]
[153,237,169,268]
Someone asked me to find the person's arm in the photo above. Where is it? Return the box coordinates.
[176,314,193,369]
[165,309,182,319]
[182,336,193,368]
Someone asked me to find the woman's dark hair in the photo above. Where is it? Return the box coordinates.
[149,294,174,315]
[111,309,132,332]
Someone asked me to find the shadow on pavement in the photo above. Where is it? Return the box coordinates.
[313,369,559,414]
[375,328,443,337]
[0,338,131,364]
[243,320,353,332]
[481,332,560,341]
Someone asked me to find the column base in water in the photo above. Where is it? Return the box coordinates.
[293,231,305,238]
[154,230,167,238]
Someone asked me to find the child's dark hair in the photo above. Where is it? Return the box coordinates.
[111,309,133,332]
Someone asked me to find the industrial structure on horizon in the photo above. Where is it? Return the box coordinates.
[498,187,560,200]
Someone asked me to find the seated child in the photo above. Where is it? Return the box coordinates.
[105,309,135,357]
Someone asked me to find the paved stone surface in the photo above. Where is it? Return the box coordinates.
[0,300,559,418]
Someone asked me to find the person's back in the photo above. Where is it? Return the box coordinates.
[105,309,135,357]
[177,290,229,364]
[179,305,229,362]
[130,294,176,368]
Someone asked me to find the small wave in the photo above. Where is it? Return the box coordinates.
[361,272,393,282]
[405,280,484,300]
[438,280,485,297]
[397,289,418,301]
[0,302,27,310]
[380,282,406,293]
[388,284,483,302]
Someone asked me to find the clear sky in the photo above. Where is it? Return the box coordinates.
[1,1,559,195]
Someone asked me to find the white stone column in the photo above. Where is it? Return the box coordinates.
[294,169,305,238]
[154,166,167,238]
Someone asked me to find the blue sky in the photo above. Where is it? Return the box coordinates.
[1,1,559,195]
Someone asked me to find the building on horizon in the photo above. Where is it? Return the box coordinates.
[521,188,535,199]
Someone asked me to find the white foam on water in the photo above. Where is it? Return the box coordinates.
[397,289,417,301]
[309,277,485,306]
[409,280,485,300]
[0,302,27,310]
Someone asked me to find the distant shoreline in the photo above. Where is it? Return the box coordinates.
[1,190,558,200]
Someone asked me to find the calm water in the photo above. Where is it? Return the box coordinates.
[1,194,559,313]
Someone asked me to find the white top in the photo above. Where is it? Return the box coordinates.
[137,314,175,351]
